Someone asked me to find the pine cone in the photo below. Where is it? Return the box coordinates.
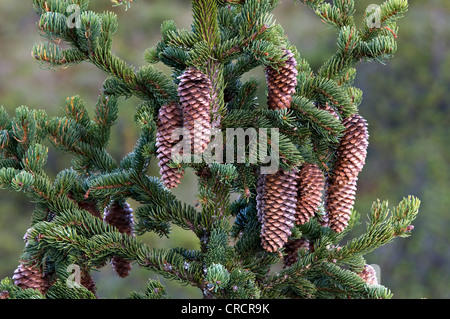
[12,263,50,294]
[296,163,325,225]
[326,113,369,233]
[111,257,132,279]
[265,49,298,110]
[319,102,340,120]
[326,179,357,233]
[81,269,97,296]
[104,201,134,277]
[332,114,369,184]
[256,169,298,253]
[0,290,9,299]
[156,101,184,189]
[68,193,102,218]
[358,264,378,286]
[283,238,311,268]
[177,67,212,155]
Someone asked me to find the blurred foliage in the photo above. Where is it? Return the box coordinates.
[0,0,448,298]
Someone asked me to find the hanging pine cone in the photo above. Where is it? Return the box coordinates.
[296,163,325,225]
[326,179,357,233]
[358,264,378,286]
[156,101,184,189]
[256,169,298,253]
[103,201,135,278]
[332,114,369,184]
[177,67,212,155]
[81,269,97,297]
[265,49,298,110]
[12,262,50,294]
[67,192,102,218]
[283,238,311,268]
[326,113,369,233]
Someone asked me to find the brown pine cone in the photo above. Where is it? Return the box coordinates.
[104,201,134,236]
[12,263,50,294]
[358,264,378,286]
[296,163,325,225]
[326,179,357,233]
[0,290,9,299]
[332,114,369,184]
[326,113,369,233]
[67,193,102,219]
[103,201,134,277]
[256,169,298,253]
[81,269,97,296]
[283,238,311,268]
[110,257,132,279]
[265,49,298,110]
[177,67,212,155]
[319,102,340,120]
[156,101,184,189]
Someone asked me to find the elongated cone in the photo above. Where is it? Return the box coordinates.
[326,113,369,233]
[296,163,325,225]
[156,101,184,189]
[332,114,369,184]
[256,169,298,253]
[283,238,311,268]
[104,201,134,278]
[265,49,298,110]
[177,67,212,154]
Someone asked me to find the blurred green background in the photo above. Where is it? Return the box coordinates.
[0,0,449,299]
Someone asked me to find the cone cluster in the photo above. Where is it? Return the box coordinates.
[265,49,298,110]
[283,238,311,268]
[12,263,50,294]
[326,113,369,233]
[256,169,298,253]
[178,67,212,154]
[103,201,135,277]
[296,163,325,225]
[156,101,184,189]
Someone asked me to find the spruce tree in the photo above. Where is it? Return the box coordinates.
[0,0,420,299]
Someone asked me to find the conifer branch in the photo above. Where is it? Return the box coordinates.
[0,0,419,300]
